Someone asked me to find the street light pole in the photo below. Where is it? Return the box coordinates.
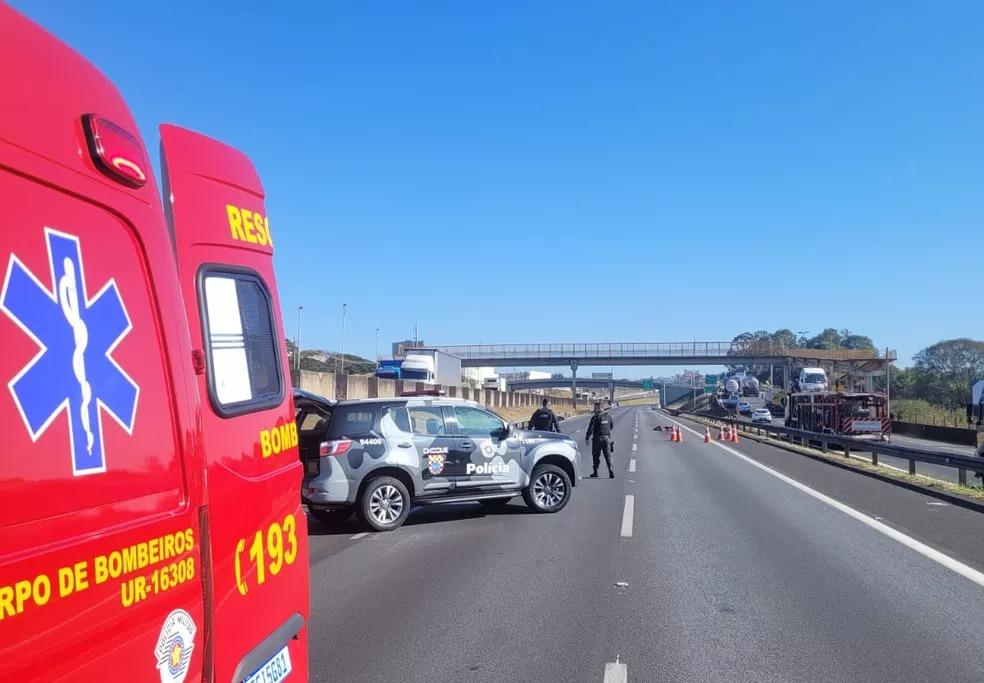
[295,305,303,372]
[375,328,380,368]
[340,303,347,376]
[886,347,892,440]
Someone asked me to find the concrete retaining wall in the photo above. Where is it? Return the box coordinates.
[890,421,977,447]
[297,371,576,411]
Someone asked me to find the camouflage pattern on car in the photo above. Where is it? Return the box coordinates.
[297,396,582,512]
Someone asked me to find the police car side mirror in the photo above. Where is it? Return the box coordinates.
[491,426,511,440]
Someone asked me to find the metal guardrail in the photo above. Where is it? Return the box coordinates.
[681,411,984,486]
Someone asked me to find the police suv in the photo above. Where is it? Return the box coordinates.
[295,392,583,531]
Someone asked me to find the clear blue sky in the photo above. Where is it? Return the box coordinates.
[14,1,981,375]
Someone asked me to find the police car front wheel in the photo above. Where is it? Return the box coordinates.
[359,477,411,531]
[523,464,572,513]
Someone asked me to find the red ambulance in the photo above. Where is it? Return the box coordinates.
[0,5,309,681]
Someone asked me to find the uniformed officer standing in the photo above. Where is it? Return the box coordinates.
[585,401,615,478]
[529,398,560,432]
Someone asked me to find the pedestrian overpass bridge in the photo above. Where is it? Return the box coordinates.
[434,342,892,393]
[507,378,646,391]
[435,341,887,368]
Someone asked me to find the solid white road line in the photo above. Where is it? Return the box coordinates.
[620,495,635,538]
[349,532,369,540]
[666,417,984,590]
[629,459,636,473]
[603,661,628,683]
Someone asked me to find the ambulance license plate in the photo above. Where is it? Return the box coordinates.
[244,645,292,683]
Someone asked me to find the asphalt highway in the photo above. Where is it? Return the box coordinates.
[306,406,984,682]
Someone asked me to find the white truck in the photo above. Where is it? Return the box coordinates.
[402,348,462,387]
[797,367,829,392]
[482,375,507,391]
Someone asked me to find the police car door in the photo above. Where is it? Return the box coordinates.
[406,405,455,496]
[161,125,308,683]
[449,405,520,489]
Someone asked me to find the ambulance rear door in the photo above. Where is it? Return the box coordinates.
[0,6,206,681]
[160,124,309,682]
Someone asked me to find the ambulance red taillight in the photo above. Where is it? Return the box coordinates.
[320,440,352,457]
[81,114,148,187]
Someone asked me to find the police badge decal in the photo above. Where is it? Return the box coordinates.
[427,452,445,475]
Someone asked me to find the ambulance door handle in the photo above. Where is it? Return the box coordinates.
[459,442,474,450]
[397,442,412,448]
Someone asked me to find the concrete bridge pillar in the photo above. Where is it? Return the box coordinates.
[570,360,579,410]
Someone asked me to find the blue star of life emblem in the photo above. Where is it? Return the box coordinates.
[1,228,139,476]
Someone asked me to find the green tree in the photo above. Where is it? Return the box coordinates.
[841,332,875,350]
[771,328,799,349]
[875,365,916,398]
[912,338,984,408]
[805,328,842,349]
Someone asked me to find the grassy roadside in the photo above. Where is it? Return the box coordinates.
[492,404,591,424]
[618,396,660,407]
[679,413,984,504]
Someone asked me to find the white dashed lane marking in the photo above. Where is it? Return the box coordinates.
[620,495,634,538]
[666,416,984,590]
[629,459,636,473]
[349,532,369,540]
[604,660,628,682]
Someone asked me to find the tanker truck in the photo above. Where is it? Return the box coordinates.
[743,376,760,397]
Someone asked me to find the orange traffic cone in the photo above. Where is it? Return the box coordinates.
[677,426,684,443]
[704,427,712,443]
[718,424,726,440]
[670,426,678,442]
[731,425,740,443]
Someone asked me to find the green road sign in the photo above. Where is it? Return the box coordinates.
[705,374,718,384]
[642,379,655,390]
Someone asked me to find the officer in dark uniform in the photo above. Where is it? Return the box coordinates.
[585,401,615,478]
[529,398,560,432]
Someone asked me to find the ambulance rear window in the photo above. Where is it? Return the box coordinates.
[201,269,283,416]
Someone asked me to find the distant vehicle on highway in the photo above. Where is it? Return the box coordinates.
[376,359,403,380]
[743,376,761,396]
[785,391,889,439]
[751,408,772,423]
[296,393,582,531]
[482,375,507,391]
[738,401,752,414]
[796,367,829,392]
[402,348,461,386]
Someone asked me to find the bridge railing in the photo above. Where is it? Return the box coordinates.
[435,342,886,362]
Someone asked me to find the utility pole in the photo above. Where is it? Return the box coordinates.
[885,347,892,440]
[340,303,347,376]
[295,305,303,372]
[375,328,380,367]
